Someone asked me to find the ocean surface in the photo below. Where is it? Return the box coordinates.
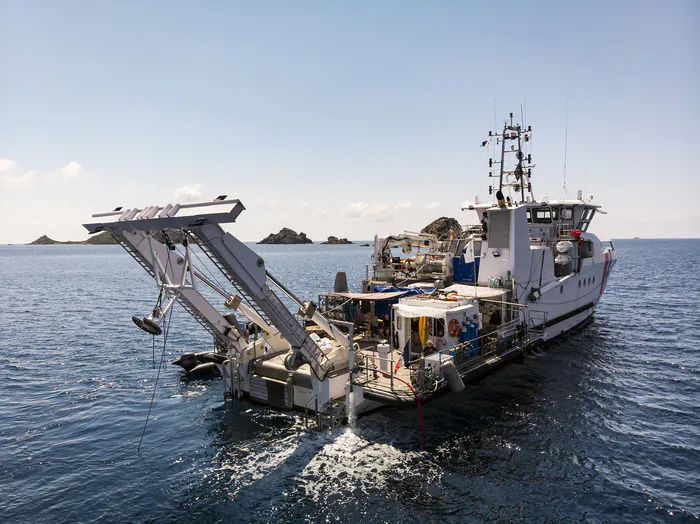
[1,239,698,523]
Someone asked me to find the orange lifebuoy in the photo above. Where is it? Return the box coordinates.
[448,319,460,337]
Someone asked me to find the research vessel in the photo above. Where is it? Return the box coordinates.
[83,115,616,429]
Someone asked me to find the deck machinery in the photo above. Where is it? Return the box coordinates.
[83,199,359,422]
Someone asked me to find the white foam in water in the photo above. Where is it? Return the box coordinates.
[348,391,357,430]
[215,432,304,497]
[207,414,437,506]
[294,430,438,503]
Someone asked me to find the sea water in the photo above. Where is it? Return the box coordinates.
[1,240,699,522]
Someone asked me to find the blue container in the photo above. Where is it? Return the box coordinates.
[453,257,476,282]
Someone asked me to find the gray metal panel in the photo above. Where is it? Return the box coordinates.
[489,210,511,248]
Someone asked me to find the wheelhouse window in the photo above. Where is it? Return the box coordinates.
[526,209,532,223]
[561,207,573,220]
[533,208,552,224]
[576,207,596,231]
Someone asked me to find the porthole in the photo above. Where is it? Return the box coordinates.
[578,281,581,288]
[560,285,563,294]
[593,276,596,284]
[588,277,591,286]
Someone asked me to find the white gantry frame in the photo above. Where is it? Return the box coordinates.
[83,198,344,380]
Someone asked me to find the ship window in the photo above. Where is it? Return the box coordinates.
[562,208,573,220]
[578,280,581,288]
[552,208,559,220]
[396,316,402,330]
[588,277,591,286]
[576,208,596,232]
[533,208,552,224]
[526,209,532,223]
[593,276,596,284]
[560,285,563,294]
[435,319,445,338]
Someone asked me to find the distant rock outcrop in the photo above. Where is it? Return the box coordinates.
[28,232,117,245]
[321,236,352,245]
[29,235,60,245]
[421,217,462,241]
[258,228,313,244]
[84,232,118,245]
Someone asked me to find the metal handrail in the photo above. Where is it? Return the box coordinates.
[356,318,527,396]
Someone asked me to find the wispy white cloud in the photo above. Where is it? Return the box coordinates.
[345,201,369,218]
[55,161,83,180]
[367,203,393,222]
[394,201,414,211]
[301,201,327,218]
[0,159,18,173]
[311,207,328,218]
[1,170,38,190]
[425,202,441,210]
[174,183,204,202]
[47,161,84,186]
[0,159,85,190]
[344,201,394,222]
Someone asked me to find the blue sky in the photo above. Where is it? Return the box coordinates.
[1,1,698,243]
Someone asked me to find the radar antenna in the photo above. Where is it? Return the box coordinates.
[486,113,535,204]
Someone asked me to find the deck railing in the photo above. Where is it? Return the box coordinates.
[354,318,528,397]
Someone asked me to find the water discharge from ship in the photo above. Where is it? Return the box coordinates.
[348,391,357,430]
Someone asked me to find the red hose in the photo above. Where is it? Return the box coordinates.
[358,367,426,450]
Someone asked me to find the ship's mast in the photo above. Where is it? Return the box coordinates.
[487,113,535,203]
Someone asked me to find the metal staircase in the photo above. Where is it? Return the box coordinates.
[189,223,330,378]
[189,231,272,325]
[114,233,155,278]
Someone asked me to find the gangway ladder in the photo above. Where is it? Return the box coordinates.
[113,232,156,278]
[526,310,548,344]
[188,230,272,325]
[188,222,332,379]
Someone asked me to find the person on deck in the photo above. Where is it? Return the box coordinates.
[379,314,390,338]
[369,314,380,336]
